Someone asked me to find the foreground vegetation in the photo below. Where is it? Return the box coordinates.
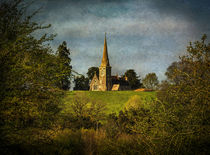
[0,0,209,154]
[2,89,209,154]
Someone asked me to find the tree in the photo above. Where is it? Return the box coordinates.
[87,67,99,81]
[142,73,159,90]
[157,35,210,154]
[124,69,141,89]
[62,93,106,129]
[56,41,72,90]
[0,0,63,149]
[165,61,192,84]
[73,75,89,90]
[159,34,209,105]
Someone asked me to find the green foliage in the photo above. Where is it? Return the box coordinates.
[106,97,156,135]
[73,75,89,90]
[61,93,107,129]
[142,72,159,90]
[165,61,183,84]
[56,41,72,90]
[0,0,63,151]
[124,69,142,89]
[158,35,210,104]
[87,66,99,81]
[157,35,210,154]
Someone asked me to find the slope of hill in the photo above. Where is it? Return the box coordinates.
[63,91,156,114]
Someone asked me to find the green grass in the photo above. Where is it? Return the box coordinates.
[63,91,156,114]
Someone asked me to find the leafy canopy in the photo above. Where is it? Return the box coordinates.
[124,69,141,89]
[142,73,159,90]
[157,34,210,154]
[74,75,89,90]
[0,0,63,132]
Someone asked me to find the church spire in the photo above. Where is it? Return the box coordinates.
[101,33,110,66]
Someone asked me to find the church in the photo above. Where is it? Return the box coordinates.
[89,34,130,91]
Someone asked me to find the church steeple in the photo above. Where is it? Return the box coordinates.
[101,33,110,66]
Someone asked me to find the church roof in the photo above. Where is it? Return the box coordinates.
[92,72,99,80]
[101,33,110,67]
[112,76,129,86]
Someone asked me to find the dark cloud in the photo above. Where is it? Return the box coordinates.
[148,0,210,33]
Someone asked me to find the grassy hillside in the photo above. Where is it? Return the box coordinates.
[63,91,156,114]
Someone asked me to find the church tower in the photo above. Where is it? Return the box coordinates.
[99,33,112,91]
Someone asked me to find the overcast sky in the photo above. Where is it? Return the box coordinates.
[31,0,210,80]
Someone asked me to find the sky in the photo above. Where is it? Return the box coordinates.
[30,0,210,80]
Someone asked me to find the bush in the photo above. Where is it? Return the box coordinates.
[60,93,107,129]
[157,35,210,154]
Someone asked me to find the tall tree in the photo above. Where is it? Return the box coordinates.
[142,73,159,90]
[124,69,141,89]
[73,75,89,90]
[0,0,62,148]
[56,41,72,90]
[87,67,99,81]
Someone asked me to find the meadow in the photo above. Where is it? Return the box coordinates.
[62,91,156,114]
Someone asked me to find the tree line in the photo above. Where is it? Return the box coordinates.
[74,68,160,91]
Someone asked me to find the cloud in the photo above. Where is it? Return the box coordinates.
[51,14,190,38]
[31,0,210,81]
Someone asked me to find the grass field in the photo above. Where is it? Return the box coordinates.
[63,91,156,114]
